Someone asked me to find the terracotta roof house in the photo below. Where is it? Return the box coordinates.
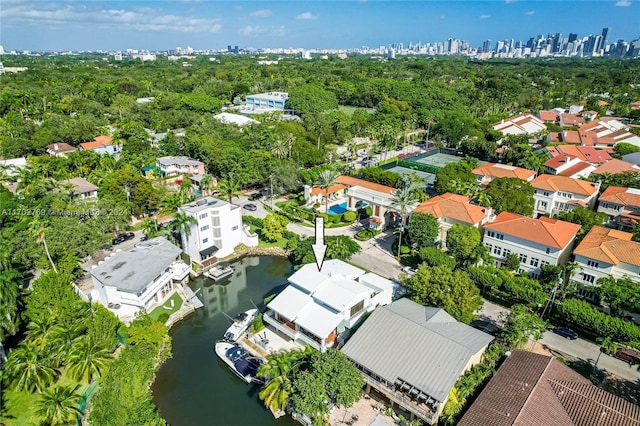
[544,154,595,178]
[597,186,640,231]
[531,175,599,216]
[342,298,494,425]
[559,113,585,127]
[572,226,640,297]
[538,110,559,123]
[458,350,640,426]
[46,142,77,158]
[483,212,581,278]
[492,113,547,136]
[578,118,640,149]
[545,145,611,165]
[592,159,640,176]
[472,163,536,186]
[79,136,120,158]
[411,193,493,246]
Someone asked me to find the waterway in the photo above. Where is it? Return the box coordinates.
[153,256,298,426]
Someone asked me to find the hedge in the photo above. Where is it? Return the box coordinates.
[557,298,640,343]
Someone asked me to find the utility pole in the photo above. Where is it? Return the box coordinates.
[269,175,274,210]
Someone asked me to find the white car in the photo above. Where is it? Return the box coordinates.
[402,266,417,276]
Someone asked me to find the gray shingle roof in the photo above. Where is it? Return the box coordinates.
[341,298,494,402]
[90,237,181,294]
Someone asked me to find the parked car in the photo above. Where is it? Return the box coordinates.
[401,266,417,276]
[123,232,135,240]
[243,203,257,211]
[249,192,263,201]
[610,347,640,364]
[140,234,150,242]
[552,326,578,340]
[112,232,136,245]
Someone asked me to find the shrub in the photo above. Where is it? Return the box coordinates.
[400,245,411,255]
[419,247,456,269]
[343,211,357,222]
[557,298,640,343]
[157,313,170,323]
[355,228,380,241]
[327,213,342,224]
[249,313,265,334]
[243,216,264,228]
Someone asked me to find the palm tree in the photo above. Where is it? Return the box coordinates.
[390,187,419,259]
[49,323,84,367]
[25,319,55,351]
[315,170,340,213]
[27,216,58,273]
[270,133,293,160]
[3,341,59,392]
[141,217,159,238]
[216,175,241,204]
[0,268,21,340]
[199,174,216,196]
[178,179,194,204]
[171,211,197,249]
[35,384,82,425]
[66,336,112,383]
[257,348,309,413]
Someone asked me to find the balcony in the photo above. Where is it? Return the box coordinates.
[263,310,298,338]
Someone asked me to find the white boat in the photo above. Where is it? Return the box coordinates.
[204,262,234,281]
[223,309,258,342]
[214,341,261,384]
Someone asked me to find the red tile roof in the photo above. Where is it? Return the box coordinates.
[573,226,640,267]
[559,113,585,127]
[593,159,640,175]
[458,350,640,426]
[576,146,612,163]
[473,163,536,181]
[310,183,346,196]
[538,110,559,122]
[558,162,593,178]
[484,212,581,249]
[545,154,579,170]
[598,186,640,208]
[562,130,582,144]
[336,175,396,194]
[79,136,113,150]
[531,175,598,196]
[413,193,488,225]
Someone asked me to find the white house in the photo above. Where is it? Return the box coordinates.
[156,156,206,177]
[531,174,599,217]
[411,193,493,247]
[79,136,120,159]
[178,197,257,266]
[596,186,640,231]
[245,91,289,112]
[46,143,77,158]
[214,112,260,126]
[544,155,596,178]
[572,226,640,300]
[492,113,547,136]
[263,260,394,352]
[483,212,581,278]
[90,237,190,322]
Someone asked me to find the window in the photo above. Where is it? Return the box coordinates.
[202,238,208,244]
[582,273,595,284]
[530,258,539,267]
[502,248,511,257]
[350,300,365,317]
[212,216,220,227]
[541,261,549,266]
[486,244,492,252]
[519,253,528,263]
[199,213,208,219]
[546,247,551,254]
[496,233,504,240]
[487,231,495,238]
[232,225,238,231]
[493,246,501,255]
[200,225,209,232]
[539,201,548,209]
[587,260,599,268]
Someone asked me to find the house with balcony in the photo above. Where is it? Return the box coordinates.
[597,186,640,231]
[156,156,205,177]
[483,212,581,278]
[572,226,640,300]
[178,197,257,267]
[242,91,290,114]
[472,163,536,187]
[341,298,494,425]
[531,175,599,217]
[263,260,394,352]
[411,193,493,247]
[90,237,191,322]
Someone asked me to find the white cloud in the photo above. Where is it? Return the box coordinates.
[479,15,491,19]
[615,0,631,6]
[238,25,286,37]
[250,9,272,18]
[0,2,222,33]
[524,10,535,15]
[296,12,318,20]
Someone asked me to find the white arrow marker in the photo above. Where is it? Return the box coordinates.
[312,216,327,272]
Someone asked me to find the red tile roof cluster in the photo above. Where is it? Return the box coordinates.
[473,163,536,181]
[413,193,488,225]
[598,186,640,208]
[573,226,640,267]
[531,174,598,196]
[458,350,640,426]
[592,159,640,175]
[336,175,396,194]
[484,212,581,249]
[545,145,611,164]
[559,113,585,127]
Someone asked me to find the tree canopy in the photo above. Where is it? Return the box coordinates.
[484,177,534,216]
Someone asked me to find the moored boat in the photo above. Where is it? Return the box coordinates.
[204,262,234,281]
[223,308,258,342]
[214,341,261,384]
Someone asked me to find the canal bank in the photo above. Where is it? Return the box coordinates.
[152,256,297,426]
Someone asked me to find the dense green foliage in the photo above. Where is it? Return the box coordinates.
[557,298,640,343]
[445,224,491,269]
[418,247,457,269]
[484,177,534,216]
[407,212,439,248]
[468,265,547,308]
[290,235,361,266]
[597,276,640,317]
[434,163,476,195]
[499,305,548,349]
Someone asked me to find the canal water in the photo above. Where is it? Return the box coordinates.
[153,256,298,426]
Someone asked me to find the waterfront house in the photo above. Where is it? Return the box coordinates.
[597,186,640,231]
[483,212,581,278]
[90,237,191,322]
[458,350,640,426]
[178,197,257,266]
[263,260,394,352]
[572,226,640,301]
[341,298,494,425]
[531,175,599,216]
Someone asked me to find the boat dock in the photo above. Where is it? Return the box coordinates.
[184,286,204,309]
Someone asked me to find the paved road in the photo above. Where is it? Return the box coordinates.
[540,331,640,382]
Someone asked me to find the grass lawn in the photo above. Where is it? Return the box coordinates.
[257,236,288,249]
[148,292,183,321]
[338,105,376,115]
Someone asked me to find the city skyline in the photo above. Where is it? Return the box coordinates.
[1,1,639,52]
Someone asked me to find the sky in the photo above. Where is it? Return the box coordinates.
[0,0,639,52]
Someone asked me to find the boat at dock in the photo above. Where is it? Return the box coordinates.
[223,309,258,342]
[204,262,234,281]
[214,341,262,384]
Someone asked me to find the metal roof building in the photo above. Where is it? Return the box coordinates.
[341,298,494,424]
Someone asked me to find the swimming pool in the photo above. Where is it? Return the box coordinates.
[327,202,348,215]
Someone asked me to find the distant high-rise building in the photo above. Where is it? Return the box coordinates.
[568,33,578,43]
[600,27,611,52]
[483,39,492,53]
